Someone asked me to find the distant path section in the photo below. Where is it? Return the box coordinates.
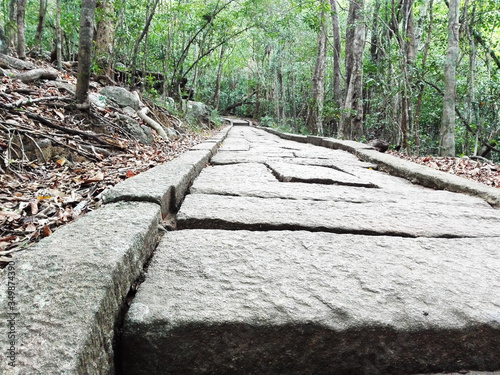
[121,125,500,375]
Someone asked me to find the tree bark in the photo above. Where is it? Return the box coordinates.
[339,0,365,140]
[439,0,460,156]
[55,0,62,70]
[16,0,26,59]
[330,0,342,133]
[130,0,160,89]
[34,0,48,53]
[0,25,7,54]
[95,0,115,77]
[75,0,97,108]
[212,44,226,110]
[305,0,328,136]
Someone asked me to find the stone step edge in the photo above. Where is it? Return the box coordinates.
[102,125,232,216]
[258,126,500,208]
[0,201,161,375]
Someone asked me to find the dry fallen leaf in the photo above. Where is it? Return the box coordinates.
[42,225,52,237]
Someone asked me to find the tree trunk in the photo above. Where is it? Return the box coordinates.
[16,0,26,59]
[55,0,62,70]
[130,0,160,89]
[414,0,434,155]
[439,0,460,156]
[75,0,97,108]
[401,0,416,152]
[305,0,328,136]
[0,25,7,54]
[340,0,366,140]
[34,0,48,53]
[95,0,115,77]
[212,44,226,111]
[330,0,342,134]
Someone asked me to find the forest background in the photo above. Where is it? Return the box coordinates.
[1,0,500,161]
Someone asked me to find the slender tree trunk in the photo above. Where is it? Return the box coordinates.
[55,0,62,70]
[330,0,342,133]
[439,0,460,156]
[212,45,226,110]
[130,0,160,88]
[306,0,328,136]
[75,0,97,108]
[401,0,416,152]
[16,0,26,59]
[414,0,434,155]
[95,0,115,77]
[340,0,366,140]
[34,0,48,53]
[0,25,7,54]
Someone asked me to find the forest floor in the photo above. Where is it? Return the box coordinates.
[0,57,219,265]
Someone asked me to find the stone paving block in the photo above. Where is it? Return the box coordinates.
[193,163,277,186]
[103,149,211,215]
[121,230,500,375]
[177,194,500,238]
[0,201,161,375]
[211,151,295,165]
[266,160,378,188]
[189,141,219,154]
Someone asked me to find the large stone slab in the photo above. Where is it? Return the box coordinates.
[0,201,161,374]
[120,230,500,375]
[176,194,500,238]
[266,161,378,188]
[103,149,211,215]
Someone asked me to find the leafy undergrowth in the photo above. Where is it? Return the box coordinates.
[0,59,220,266]
[387,151,500,188]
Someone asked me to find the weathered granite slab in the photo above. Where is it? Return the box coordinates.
[103,149,211,215]
[190,181,490,208]
[193,163,277,186]
[176,194,500,237]
[266,161,378,187]
[211,151,295,165]
[289,155,378,169]
[120,230,500,375]
[0,201,160,375]
[220,140,251,151]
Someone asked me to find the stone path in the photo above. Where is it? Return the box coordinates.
[120,125,500,374]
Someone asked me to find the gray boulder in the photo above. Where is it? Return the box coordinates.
[101,86,141,110]
[187,100,211,121]
[117,114,154,144]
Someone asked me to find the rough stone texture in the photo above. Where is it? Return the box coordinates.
[0,201,160,375]
[190,164,490,207]
[266,160,378,187]
[118,114,154,145]
[121,230,500,375]
[101,86,140,110]
[177,194,500,238]
[103,149,211,215]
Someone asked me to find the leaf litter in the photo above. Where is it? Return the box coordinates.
[388,151,500,188]
[0,58,220,267]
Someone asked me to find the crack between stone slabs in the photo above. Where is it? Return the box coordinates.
[189,190,373,204]
[113,226,163,375]
[176,219,487,239]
